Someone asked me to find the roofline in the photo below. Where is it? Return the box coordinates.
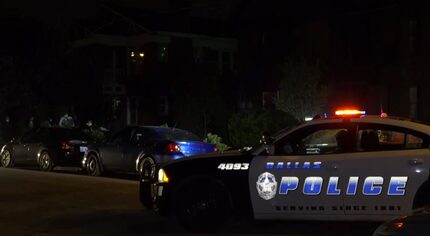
[100,3,152,33]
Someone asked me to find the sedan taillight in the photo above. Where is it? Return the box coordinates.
[61,141,72,150]
[167,143,181,154]
[391,221,406,231]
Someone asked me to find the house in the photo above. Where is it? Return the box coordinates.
[68,3,238,134]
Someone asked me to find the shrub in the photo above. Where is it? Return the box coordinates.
[228,110,298,148]
[204,133,230,153]
[82,128,108,144]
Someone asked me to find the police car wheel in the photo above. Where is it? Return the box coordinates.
[139,177,154,210]
[87,154,102,176]
[174,179,231,231]
[38,151,53,171]
[1,149,13,168]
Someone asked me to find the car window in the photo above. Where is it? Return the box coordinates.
[110,129,132,144]
[356,124,427,151]
[21,130,38,143]
[406,134,424,149]
[131,131,144,144]
[130,128,155,144]
[299,128,352,155]
[37,128,51,142]
[52,129,88,141]
[153,128,200,141]
[274,123,354,155]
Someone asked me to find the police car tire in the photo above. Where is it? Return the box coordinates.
[139,181,153,209]
[173,178,231,232]
[38,151,54,172]
[86,154,102,176]
[1,149,13,168]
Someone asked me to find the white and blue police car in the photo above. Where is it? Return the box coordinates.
[140,110,430,230]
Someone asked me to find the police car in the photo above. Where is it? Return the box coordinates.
[140,110,430,230]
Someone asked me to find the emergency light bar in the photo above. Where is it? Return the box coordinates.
[335,109,366,116]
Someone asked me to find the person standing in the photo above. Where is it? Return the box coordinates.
[28,116,34,130]
[41,117,54,127]
[59,112,75,128]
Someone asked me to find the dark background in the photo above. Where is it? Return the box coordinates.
[0,0,428,146]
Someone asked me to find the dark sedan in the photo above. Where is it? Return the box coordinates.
[82,126,216,177]
[374,208,430,236]
[0,127,89,171]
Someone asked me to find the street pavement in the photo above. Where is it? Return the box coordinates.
[0,167,379,235]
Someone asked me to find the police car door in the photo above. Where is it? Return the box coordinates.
[342,123,429,217]
[250,122,353,220]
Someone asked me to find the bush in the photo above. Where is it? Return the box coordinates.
[228,110,298,148]
[203,133,230,153]
[82,128,108,144]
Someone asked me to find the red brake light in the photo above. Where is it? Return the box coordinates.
[391,222,406,231]
[335,109,366,116]
[167,143,181,153]
[61,141,72,150]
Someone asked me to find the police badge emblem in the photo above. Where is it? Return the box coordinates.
[256,172,277,200]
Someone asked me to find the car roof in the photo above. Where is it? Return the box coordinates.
[303,115,430,135]
[252,115,430,155]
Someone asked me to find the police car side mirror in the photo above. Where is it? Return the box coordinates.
[260,133,275,155]
[264,144,275,156]
[260,133,274,145]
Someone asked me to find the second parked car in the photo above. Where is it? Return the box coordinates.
[373,208,430,236]
[82,126,216,177]
[0,127,90,171]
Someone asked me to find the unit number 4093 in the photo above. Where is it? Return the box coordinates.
[217,163,249,170]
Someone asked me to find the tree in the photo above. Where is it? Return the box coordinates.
[276,59,328,120]
[227,110,298,148]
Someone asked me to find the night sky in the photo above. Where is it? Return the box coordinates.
[0,0,241,23]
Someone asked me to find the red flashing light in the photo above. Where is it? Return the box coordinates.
[335,109,366,116]
[167,143,181,153]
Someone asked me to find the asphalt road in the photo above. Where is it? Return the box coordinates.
[0,167,380,235]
